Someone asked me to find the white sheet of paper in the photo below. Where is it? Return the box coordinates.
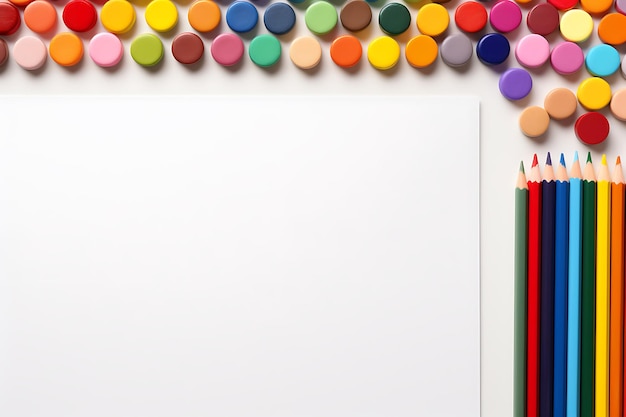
[0,96,480,417]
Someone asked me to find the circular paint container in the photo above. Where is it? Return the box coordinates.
[24,0,57,34]
[171,32,204,64]
[454,1,487,33]
[548,0,577,10]
[210,33,244,66]
[526,3,559,36]
[489,0,522,33]
[367,36,400,70]
[580,0,612,14]
[62,0,97,32]
[188,0,220,33]
[49,32,83,66]
[519,106,550,138]
[145,0,178,32]
[305,1,337,35]
[499,68,533,100]
[340,0,371,32]
[89,32,123,67]
[476,33,509,66]
[575,112,610,145]
[13,36,47,70]
[130,33,164,67]
[226,1,258,33]
[559,9,593,43]
[0,2,21,36]
[515,34,550,68]
[100,0,136,34]
[440,33,473,67]
[416,3,449,37]
[550,41,584,75]
[598,13,626,46]
[577,77,611,110]
[249,34,281,67]
[378,2,411,36]
[617,0,626,14]
[405,35,437,68]
[289,36,321,69]
[264,2,296,35]
[7,0,32,6]
[0,38,8,66]
[610,88,626,121]
[544,87,577,120]
[330,35,362,68]
[585,44,620,77]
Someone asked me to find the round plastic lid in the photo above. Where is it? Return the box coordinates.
[454,2,487,33]
[100,0,136,34]
[145,0,178,32]
[264,3,296,35]
[289,36,322,69]
[13,35,47,70]
[49,32,84,66]
[585,44,620,77]
[0,38,8,66]
[560,9,593,43]
[598,13,626,46]
[577,77,612,110]
[416,3,449,37]
[499,68,533,100]
[210,33,244,66]
[610,88,626,121]
[171,32,204,64]
[526,3,559,36]
[305,1,337,35]
[550,41,584,75]
[367,36,400,70]
[575,112,610,145]
[515,34,550,68]
[188,0,220,33]
[544,88,577,120]
[519,106,550,138]
[249,34,281,67]
[130,33,164,66]
[0,2,21,36]
[580,0,612,14]
[489,0,522,33]
[547,0,577,10]
[24,0,57,34]
[340,0,371,32]
[476,33,509,66]
[89,32,123,67]
[62,0,97,32]
[405,35,438,68]
[378,3,410,35]
[440,33,473,67]
[330,35,362,68]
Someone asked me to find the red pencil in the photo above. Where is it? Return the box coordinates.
[527,154,542,417]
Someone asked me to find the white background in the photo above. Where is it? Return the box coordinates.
[1,0,626,415]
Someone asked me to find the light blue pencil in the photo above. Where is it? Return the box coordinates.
[566,151,583,417]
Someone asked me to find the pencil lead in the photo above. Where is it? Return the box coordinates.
[546,152,552,165]
[560,153,566,167]
[532,154,538,167]
[520,160,525,173]
[587,152,592,163]
[602,154,607,165]
[574,151,579,162]
[617,156,621,165]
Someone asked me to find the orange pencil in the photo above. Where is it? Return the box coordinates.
[611,157,625,417]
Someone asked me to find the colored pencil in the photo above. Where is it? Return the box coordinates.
[596,154,611,417]
[566,152,583,417]
[540,153,556,417]
[515,161,528,417]
[554,153,569,417]
[581,152,596,417]
[610,157,625,417]
[527,154,542,417]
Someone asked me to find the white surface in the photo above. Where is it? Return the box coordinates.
[1,1,626,415]
[0,96,479,417]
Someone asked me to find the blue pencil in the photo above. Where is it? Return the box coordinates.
[554,153,569,417]
[540,152,556,417]
[566,152,583,417]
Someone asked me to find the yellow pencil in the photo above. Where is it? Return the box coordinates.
[596,154,611,417]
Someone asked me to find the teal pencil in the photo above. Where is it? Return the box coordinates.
[566,152,582,417]
[515,161,528,417]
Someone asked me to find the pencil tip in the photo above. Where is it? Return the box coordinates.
[574,151,579,162]
[546,152,552,165]
[587,152,592,163]
[618,156,622,165]
[560,153,566,166]
[602,154,607,165]
[532,154,538,167]
[519,160,525,173]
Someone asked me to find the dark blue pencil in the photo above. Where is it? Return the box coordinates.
[553,153,569,417]
[540,153,556,417]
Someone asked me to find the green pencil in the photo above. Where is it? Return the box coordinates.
[581,152,597,417]
[514,161,528,417]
